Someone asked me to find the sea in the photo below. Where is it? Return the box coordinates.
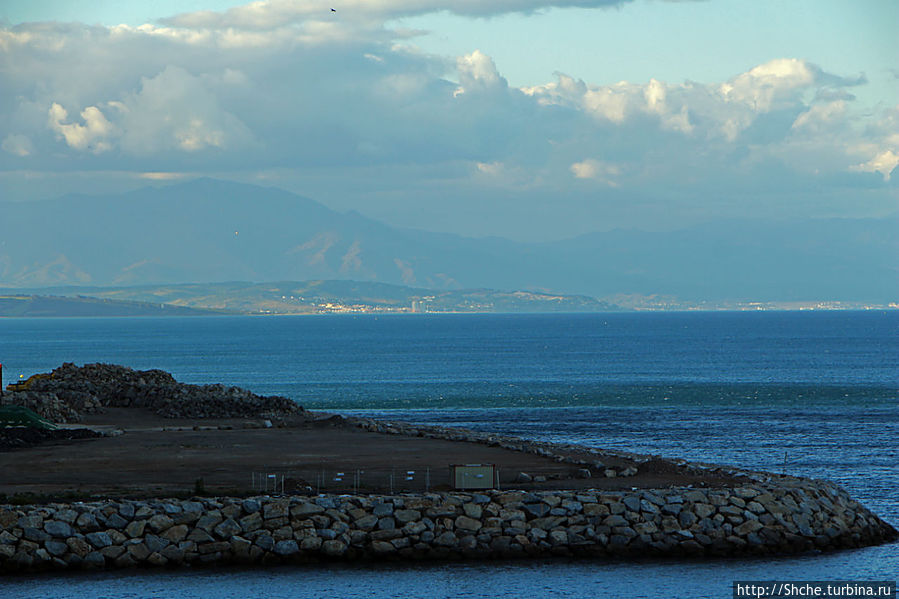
[0,311,896,599]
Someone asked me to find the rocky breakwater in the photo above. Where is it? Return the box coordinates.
[1,481,896,572]
[0,363,301,422]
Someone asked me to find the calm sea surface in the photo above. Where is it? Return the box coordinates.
[0,311,896,598]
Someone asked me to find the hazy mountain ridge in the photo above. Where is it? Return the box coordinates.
[1,178,895,302]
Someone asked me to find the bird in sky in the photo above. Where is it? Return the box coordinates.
[331,8,336,11]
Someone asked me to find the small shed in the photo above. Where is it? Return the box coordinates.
[449,464,497,490]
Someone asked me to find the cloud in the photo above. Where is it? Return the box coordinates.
[851,150,899,181]
[720,58,816,111]
[476,161,505,176]
[455,50,507,96]
[524,58,866,145]
[0,4,893,237]
[40,67,254,158]
[160,0,640,29]
[791,100,847,133]
[1,133,34,156]
[847,104,899,181]
[47,103,115,153]
[137,171,192,180]
[570,159,620,186]
[118,66,252,154]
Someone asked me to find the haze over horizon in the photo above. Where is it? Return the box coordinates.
[1,0,896,243]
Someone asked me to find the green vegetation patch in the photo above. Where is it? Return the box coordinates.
[0,405,58,430]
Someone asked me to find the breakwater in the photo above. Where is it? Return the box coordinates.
[2,480,896,573]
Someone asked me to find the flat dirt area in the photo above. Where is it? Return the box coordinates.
[0,408,744,499]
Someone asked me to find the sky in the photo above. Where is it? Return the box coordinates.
[1,0,897,240]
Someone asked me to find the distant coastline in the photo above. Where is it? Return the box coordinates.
[1,281,895,318]
[0,295,223,318]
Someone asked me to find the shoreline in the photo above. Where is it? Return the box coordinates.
[2,414,897,573]
[0,363,895,573]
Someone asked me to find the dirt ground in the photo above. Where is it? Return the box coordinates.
[0,408,744,499]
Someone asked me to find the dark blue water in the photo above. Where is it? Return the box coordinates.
[0,311,896,598]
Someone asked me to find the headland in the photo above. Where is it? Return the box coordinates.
[0,363,895,573]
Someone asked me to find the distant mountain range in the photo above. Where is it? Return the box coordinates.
[1,178,896,303]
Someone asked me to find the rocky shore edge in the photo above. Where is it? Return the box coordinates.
[1,479,896,573]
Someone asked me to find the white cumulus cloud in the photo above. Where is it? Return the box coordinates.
[852,150,899,181]
[47,103,115,153]
[570,159,621,186]
[455,50,507,96]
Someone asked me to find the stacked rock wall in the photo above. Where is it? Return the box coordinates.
[2,481,895,572]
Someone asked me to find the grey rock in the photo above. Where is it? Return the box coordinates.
[300,536,323,551]
[255,534,275,552]
[214,518,242,539]
[523,503,550,518]
[104,513,128,528]
[82,551,106,567]
[370,529,403,541]
[75,512,100,531]
[291,502,324,517]
[455,515,482,532]
[0,530,18,545]
[548,530,568,545]
[661,503,682,515]
[66,537,92,557]
[371,541,396,554]
[146,514,174,533]
[462,504,483,519]
[355,515,379,530]
[85,532,112,548]
[603,515,628,527]
[315,497,338,509]
[127,542,151,561]
[679,511,697,529]
[124,519,146,538]
[23,527,50,542]
[623,496,642,512]
[274,540,299,556]
[322,540,347,556]
[395,509,421,524]
[45,540,68,557]
[694,503,716,518]
[187,528,215,543]
[263,502,289,519]
[55,509,78,524]
[161,524,189,543]
[145,534,169,553]
[195,514,223,532]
